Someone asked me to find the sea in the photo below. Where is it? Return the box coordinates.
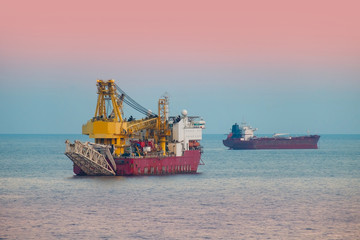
[0,134,359,239]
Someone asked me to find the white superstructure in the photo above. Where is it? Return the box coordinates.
[240,122,258,140]
[168,110,205,156]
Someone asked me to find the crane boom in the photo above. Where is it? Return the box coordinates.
[126,117,158,134]
[82,79,169,156]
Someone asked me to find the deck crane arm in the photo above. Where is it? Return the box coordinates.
[125,117,158,135]
[82,79,170,156]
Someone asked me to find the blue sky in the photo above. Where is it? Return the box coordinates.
[0,61,359,134]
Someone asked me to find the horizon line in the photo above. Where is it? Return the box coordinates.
[0,133,359,135]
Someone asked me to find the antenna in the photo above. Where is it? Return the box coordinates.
[162,92,170,120]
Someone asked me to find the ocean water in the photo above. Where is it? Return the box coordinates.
[0,134,359,239]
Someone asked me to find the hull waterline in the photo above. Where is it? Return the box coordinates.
[73,150,202,176]
[223,135,320,150]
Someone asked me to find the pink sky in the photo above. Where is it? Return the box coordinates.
[0,0,359,134]
[1,0,359,66]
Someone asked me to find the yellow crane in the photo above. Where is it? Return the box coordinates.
[82,79,170,156]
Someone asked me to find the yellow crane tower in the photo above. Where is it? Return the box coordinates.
[158,98,171,155]
[82,79,170,156]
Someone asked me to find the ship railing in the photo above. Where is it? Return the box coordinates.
[65,140,116,175]
[86,142,116,171]
[65,140,75,153]
[124,152,177,159]
[74,141,115,170]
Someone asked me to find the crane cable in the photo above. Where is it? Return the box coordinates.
[115,85,157,117]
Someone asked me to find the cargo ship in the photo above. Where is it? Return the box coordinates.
[65,79,205,176]
[223,122,320,150]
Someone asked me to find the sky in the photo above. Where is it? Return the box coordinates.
[0,0,359,134]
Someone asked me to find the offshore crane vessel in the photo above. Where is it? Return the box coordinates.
[65,79,205,176]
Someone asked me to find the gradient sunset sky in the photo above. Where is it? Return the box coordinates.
[0,0,359,134]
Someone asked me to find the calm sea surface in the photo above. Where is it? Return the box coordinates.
[0,134,359,239]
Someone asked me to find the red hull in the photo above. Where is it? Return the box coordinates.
[223,135,320,150]
[74,150,201,176]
